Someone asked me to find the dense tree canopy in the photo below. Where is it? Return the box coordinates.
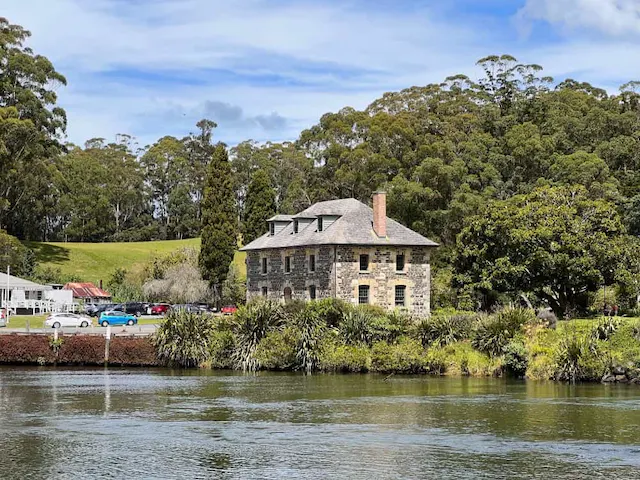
[453,186,630,316]
[243,169,276,244]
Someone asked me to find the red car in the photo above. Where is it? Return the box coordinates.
[221,305,237,315]
[151,303,171,315]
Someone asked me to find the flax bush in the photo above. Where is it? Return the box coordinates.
[472,308,534,356]
[232,300,286,372]
[154,310,216,368]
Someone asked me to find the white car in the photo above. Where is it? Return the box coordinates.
[45,313,93,329]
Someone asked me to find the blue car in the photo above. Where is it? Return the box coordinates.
[99,310,137,327]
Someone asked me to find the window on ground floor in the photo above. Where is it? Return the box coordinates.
[395,285,406,307]
[309,285,316,300]
[262,286,268,296]
[358,285,370,305]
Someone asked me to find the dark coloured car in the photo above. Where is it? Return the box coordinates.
[113,302,148,316]
[90,303,118,317]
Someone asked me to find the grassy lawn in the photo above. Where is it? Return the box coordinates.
[4,315,163,329]
[26,238,246,283]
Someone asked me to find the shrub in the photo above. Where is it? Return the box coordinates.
[502,340,528,378]
[232,300,286,371]
[306,298,348,327]
[424,347,447,375]
[317,341,371,373]
[472,308,534,356]
[591,317,620,341]
[415,314,474,347]
[254,328,297,370]
[109,337,158,366]
[370,339,426,373]
[282,299,307,317]
[209,330,236,369]
[0,334,55,364]
[373,310,414,344]
[58,336,104,364]
[339,308,376,346]
[154,310,217,368]
[293,306,326,373]
[554,332,597,382]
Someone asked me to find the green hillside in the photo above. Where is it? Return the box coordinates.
[27,238,246,283]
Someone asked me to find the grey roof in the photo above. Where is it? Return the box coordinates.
[0,272,51,291]
[267,214,294,222]
[241,198,438,251]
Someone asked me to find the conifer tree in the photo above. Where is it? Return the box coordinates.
[243,169,276,244]
[199,143,238,298]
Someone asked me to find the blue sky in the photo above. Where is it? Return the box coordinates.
[5,0,640,148]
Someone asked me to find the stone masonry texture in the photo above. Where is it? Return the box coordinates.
[246,245,431,316]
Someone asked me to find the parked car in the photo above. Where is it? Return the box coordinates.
[45,312,92,329]
[113,302,148,316]
[150,303,171,315]
[84,303,99,316]
[221,305,238,315]
[0,308,6,328]
[89,303,118,317]
[171,304,206,314]
[98,311,137,327]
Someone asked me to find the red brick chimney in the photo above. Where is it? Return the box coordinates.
[372,191,387,237]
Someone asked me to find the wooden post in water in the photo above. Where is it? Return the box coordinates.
[104,325,111,365]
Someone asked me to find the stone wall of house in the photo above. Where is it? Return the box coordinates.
[334,246,431,316]
[247,245,431,316]
[246,246,335,303]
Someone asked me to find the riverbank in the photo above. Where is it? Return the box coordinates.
[0,333,158,366]
[2,301,639,385]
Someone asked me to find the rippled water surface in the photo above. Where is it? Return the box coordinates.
[1,367,640,479]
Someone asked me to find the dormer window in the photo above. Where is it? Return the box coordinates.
[318,217,323,232]
[269,223,275,236]
[293,220,298,234]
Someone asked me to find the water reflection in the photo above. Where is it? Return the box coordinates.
[0,367,639,479]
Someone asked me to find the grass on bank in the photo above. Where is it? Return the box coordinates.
[26,238,247,283]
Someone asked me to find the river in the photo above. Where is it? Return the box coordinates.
[1,367,639,479]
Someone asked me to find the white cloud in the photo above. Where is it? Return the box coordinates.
[4,0,640,148]
[518,0,640,37]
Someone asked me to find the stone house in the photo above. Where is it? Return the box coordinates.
[240,192,438,316]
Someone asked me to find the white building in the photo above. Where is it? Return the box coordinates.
[0,272,76,314]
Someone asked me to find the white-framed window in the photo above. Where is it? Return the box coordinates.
[293,220,299,234]
[358,285,370,304]
[395,285,406,307]
[318,217,323,232]
[269,223,275,236]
